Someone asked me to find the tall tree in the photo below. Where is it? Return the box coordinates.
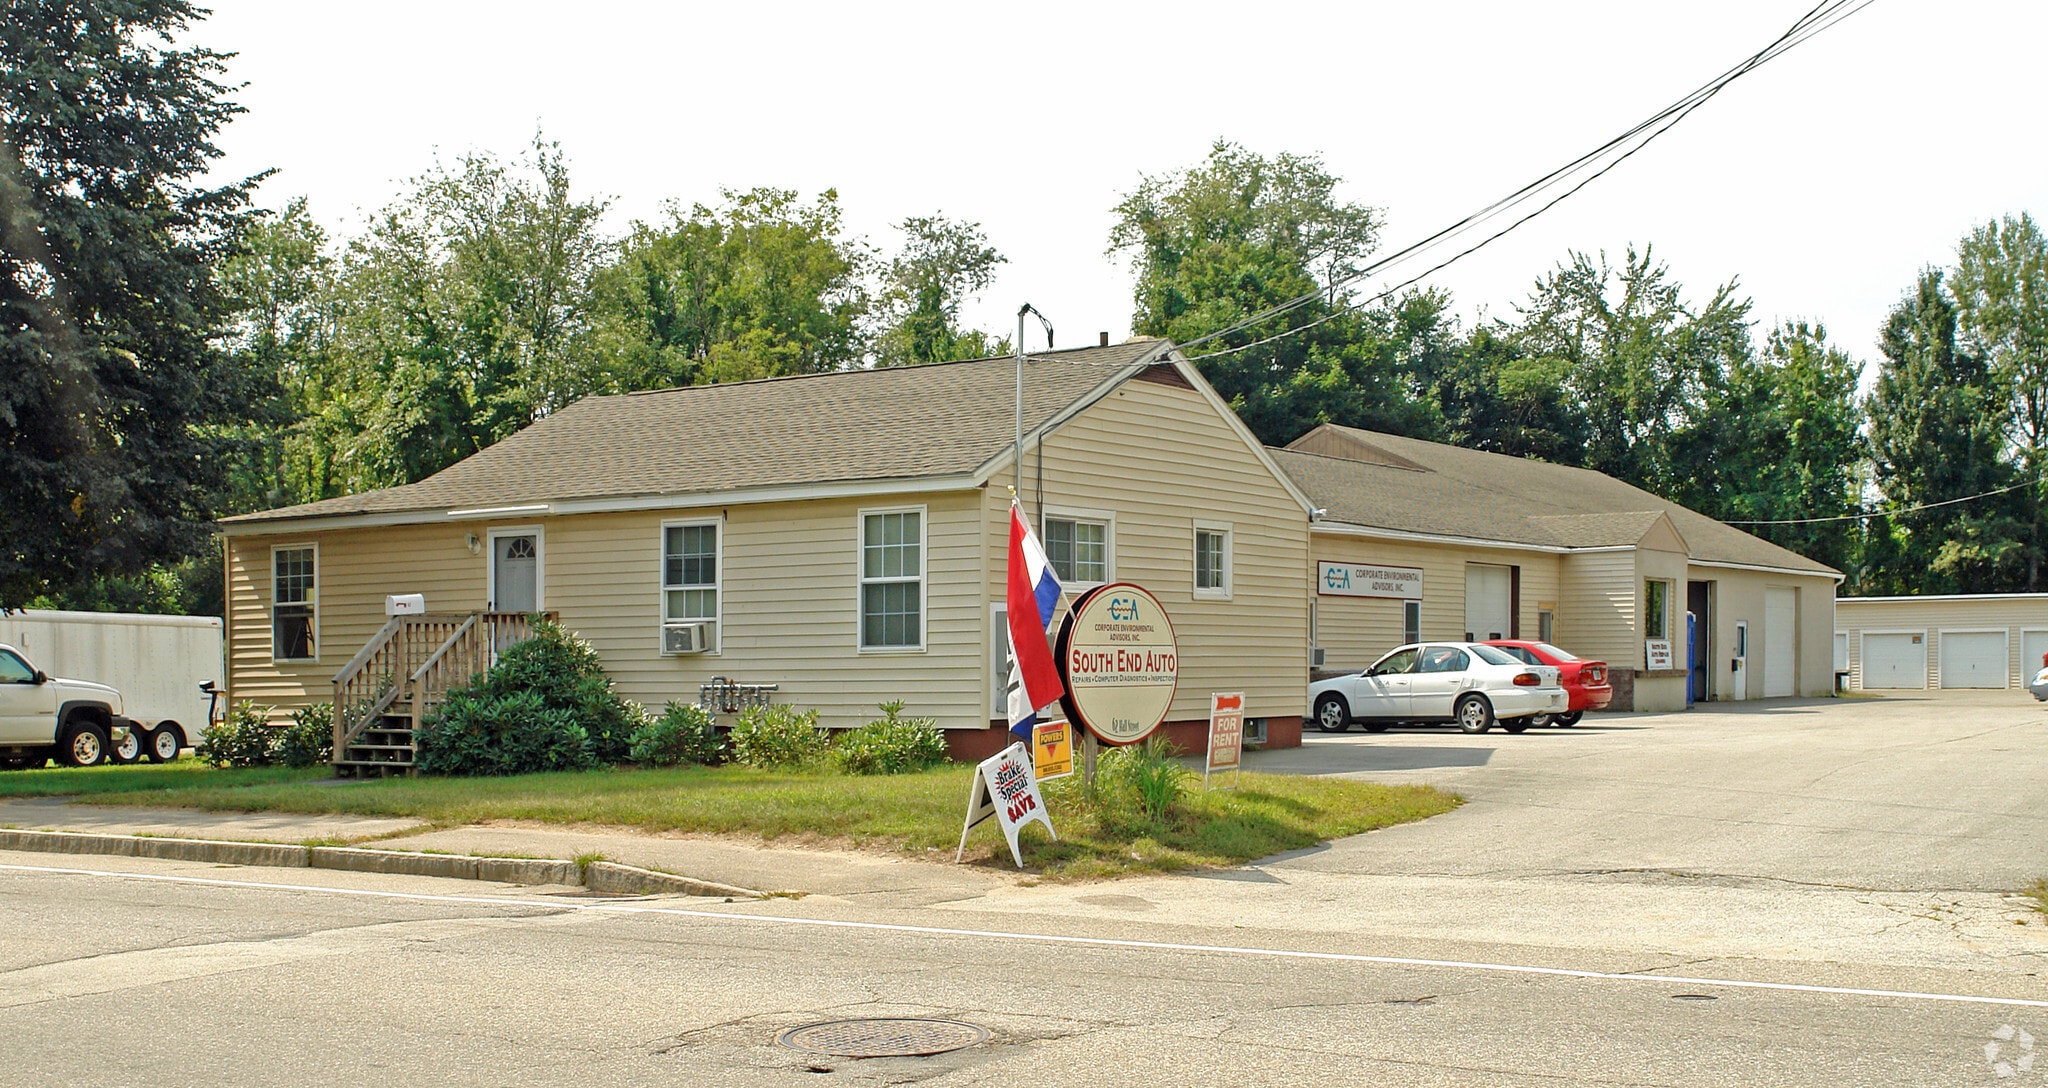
[1110,141,1429,444]
[0,0,262,607]
[1951,212,2048,589]
[331,138,611,487]
[1418,320,1588,464]
[871,215,1005,367]
[1710,321,1864,573]
[1863,269,2026,594]
[1510,246,1752,505]
[592,188,868,390]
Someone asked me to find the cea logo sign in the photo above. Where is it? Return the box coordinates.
[1323,566,1352,591]
[1108,596,1140,621]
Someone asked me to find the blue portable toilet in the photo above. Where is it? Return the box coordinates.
[1685,612,1698,706]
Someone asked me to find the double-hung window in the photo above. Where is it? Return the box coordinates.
[1043,514,1109,587]
[663,522,720,650]
[1193,521,1232,598]
[1645,579,1672,640]
[272,545,317,661]
[860,508,923,650]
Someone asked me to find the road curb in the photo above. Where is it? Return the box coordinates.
[0,828,760,898]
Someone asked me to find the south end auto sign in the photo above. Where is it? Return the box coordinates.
[1057,582,1179,745]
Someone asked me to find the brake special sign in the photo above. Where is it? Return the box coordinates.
[1057,582,1179,745]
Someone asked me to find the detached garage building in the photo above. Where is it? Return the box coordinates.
[1275,425,1842,712]
[1836,594,2048,691]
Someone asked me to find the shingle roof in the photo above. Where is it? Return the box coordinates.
[1275,424,1839,575]
[225,339,1172,525]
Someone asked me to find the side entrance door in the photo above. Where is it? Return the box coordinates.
[490,530,543,613]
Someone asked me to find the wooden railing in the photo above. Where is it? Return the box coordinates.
[331,612,553,761]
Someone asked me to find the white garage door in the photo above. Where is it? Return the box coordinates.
[1465,564,1513,642]
[1764,587,1797,697]
[2023,630,2048,678]
[1939,631,2008,689]
[1860,632,1926,689]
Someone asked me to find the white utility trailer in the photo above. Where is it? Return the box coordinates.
[0,610,224,760]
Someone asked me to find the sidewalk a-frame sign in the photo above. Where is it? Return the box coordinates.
[956,741,1056,868]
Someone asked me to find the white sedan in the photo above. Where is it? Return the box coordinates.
[2031,662,2048,702]
[1310,642,1567,735]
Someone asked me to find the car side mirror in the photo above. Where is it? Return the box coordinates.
[32,670,47,685]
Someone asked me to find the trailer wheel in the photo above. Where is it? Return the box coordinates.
[58,720,109,767]
[146,726,184,763]
[110,731,142,764]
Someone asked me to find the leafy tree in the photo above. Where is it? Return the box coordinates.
[329,138,612,487]
[1863,269,2026,593]
[871,215,1006,366]
[1510,246,1752,505]
[1952,212,2048,589]
[1420,321,1587,464]
[1110,141,1426,444]
[592,187,868,389]
[1709,321,1864,573]
[0,0,262,607]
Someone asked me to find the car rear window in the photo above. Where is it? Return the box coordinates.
[1469,644,1519,666]
[1532,642,1579,661]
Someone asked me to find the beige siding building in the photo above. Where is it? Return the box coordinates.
[221,340,1315,758]
[1275,426,1841,712]
[1836,594,2048,691]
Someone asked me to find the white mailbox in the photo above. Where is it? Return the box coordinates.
[385,593,426,617]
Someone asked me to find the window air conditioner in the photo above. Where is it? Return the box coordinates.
[661,621,713,655]
[1311,647,1326,668]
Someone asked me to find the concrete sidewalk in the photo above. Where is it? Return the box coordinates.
[0,798,1007,906]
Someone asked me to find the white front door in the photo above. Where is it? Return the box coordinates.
[1730,621,1748,700]
[1764,587,1797,698]
[1938,631,2008,689]
[1465,564,1513,642]
[1860,632,1926,689]
[490,530,542,613]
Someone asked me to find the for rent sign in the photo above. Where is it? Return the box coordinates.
[1205,692,1244,786]
[1057,582,1179,745]
[1317,561,1424,600]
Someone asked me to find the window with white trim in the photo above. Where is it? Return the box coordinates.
[1404,600,1422,645]
[1193,521,1232,598]
[662,521,720,650]
[1043,516,1109,586]
[272,545,316,661]
[860,508,923,649]
[1645,579,1672,640]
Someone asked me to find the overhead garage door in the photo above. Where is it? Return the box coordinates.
[1939,631,2008,689]
[1465,564,1513,642]
[1860,632,1926,689]
[2023,630,2048,677]
[1764,587,1797,697]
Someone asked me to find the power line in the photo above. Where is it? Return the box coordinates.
[1170,0,1875,362]
[1723,479,2036,526]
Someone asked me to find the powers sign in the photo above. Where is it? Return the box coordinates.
[1317,561,1423,600]
[1057,582,1179,745]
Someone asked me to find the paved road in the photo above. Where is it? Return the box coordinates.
[1,692,2043,1085]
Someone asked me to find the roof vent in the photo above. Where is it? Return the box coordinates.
[1099,331,1109,347]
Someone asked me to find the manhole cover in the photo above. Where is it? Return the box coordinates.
[776,1018,990,1058]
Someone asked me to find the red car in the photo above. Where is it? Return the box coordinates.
[1482,640,1610,726]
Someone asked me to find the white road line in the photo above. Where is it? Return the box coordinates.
[6,861,2044,1010]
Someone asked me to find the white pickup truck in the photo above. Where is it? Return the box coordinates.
[0,643,135,769]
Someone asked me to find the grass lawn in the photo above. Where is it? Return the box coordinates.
[0,759,1459,879]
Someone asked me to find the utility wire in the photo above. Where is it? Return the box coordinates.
[1170,0,1875,362]
[1722,479,2037,526]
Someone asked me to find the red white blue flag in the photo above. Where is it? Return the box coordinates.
[1006,502,1065,739]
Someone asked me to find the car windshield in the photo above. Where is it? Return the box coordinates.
[1468,644,1520,667]
[1530,642,1579,662]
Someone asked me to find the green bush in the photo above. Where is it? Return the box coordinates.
[276,702,334,768]
[198,701,281,768]
[728,704,828,770]
[1097,737,1190,826]
[835,700,948,775]
[414,620,635,776]
[628,701,727,767]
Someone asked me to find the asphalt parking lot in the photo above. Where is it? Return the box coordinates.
[1257,689,2048,895]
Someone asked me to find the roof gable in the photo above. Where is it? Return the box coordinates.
[1278,424,1837,576]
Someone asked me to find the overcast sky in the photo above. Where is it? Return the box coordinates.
[193,1,2047,374]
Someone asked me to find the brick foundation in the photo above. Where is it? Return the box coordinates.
[948,715,1304,763]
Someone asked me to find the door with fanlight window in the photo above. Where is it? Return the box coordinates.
[490,530,542,614]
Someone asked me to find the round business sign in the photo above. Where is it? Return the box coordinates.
[1056,582,1179,745]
